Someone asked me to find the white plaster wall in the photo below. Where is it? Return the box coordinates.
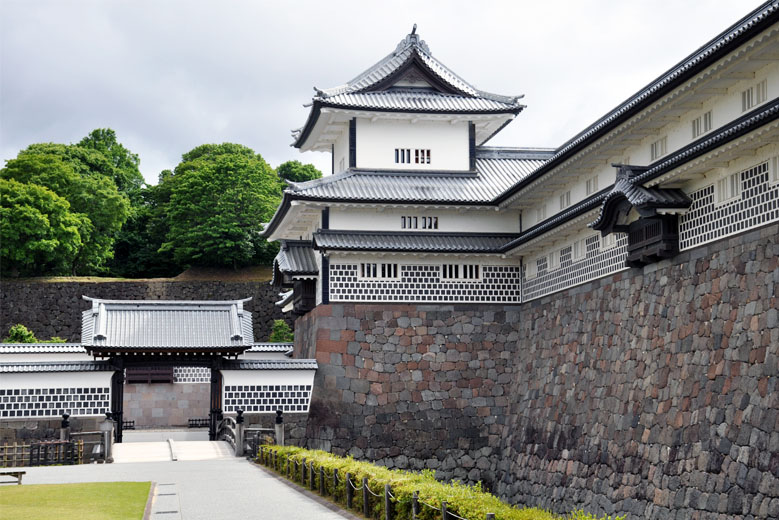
[240,351,289,361]
[329,207,519,233]
[356,118,470,171]
[221,369,315,387]
[525,60,779,230]
[0,371,112,390]
[333,130,349,174]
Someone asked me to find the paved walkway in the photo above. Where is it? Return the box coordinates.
[17,456,351,520]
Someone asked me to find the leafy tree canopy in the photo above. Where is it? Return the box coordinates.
[109,170,178,278]
[160,143,282,268]
[1,136,132,274]
[0,178,85,277]
[78,128,144,198]
[276,160,322,183]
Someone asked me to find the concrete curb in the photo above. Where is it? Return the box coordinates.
[143,481,156,520]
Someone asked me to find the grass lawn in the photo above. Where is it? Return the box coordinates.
[0,481,151,520]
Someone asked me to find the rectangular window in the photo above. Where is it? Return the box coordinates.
[396,148,430,164]
[395,148,412,164]
[559,190,571,210]
[441,264,480,280]
[716,171,741,204]
[525,259,537,280]
[572,239,585,261]
[586,176,599,196]
[742,79,767,112]
[548,250,560,270]
[691,110,713,139]
[360,263,398,279]
[650,136,667,161]
[401,216,438,229]
[771,156,779,185]
[601,233,617,250]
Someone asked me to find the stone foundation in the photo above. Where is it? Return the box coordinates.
[0,417,102,443]
[295,222,779,520]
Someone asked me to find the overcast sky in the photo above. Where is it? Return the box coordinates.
[0,1,761,185]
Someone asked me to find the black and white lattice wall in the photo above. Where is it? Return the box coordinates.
[0,386,110,418]
[522,234,628,302]
[173,366,211,383]
[328,264,522,303]
[222,384,312,413]
[679,159,779,250]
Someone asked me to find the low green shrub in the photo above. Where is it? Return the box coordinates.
[258,445,624,520]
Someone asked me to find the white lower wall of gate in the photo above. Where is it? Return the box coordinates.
[0,372,112,419]
[221,369,315,414]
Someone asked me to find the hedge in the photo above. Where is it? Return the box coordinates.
[257,445,623,520]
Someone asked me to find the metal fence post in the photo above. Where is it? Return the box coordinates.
[310,462,315,490]
[286,456,291,479]
[442,500,448,520]
[333,468,338,499]
[319,466,325,495]
[274,410,285,446]
[346,472,353,509]
[362,477,369,518]
[412,491,419,520]
[301,458,306,484]
[384,484,392,520]
[235,410,244,457]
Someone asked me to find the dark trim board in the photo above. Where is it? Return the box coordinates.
[469,122,476,170]
[349,118,357,168]
[321,255,330,305]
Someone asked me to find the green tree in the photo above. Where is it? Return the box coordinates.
[109,170,178,277]
[276,160,322,183]
[1,143,130,274]
[0,178,85,277]
[160,143,282,268]
[78,128,145,200]
[268,320,293,342]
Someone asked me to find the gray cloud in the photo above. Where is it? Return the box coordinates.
[1,0,757,184]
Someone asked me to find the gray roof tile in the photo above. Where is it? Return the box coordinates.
[0,343,86,354]
[247,343,294,352]
[319,90,518,113]
[0,361,113,373]
[274,241,318,274]
[81,297,254,348]
[285,152,549,204]
[221,359,318,370]
[314,230,519,253]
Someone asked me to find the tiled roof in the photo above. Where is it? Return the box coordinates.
[318,90,518,113]
[81,297,254,349]
[317,29,521,106]
[0,361,113,373]
[314,230,519,253]
[0,343,86,354]
[275,241,318,274]
[284,152,549,204]
[246,343,293,352]
[221,359,318,370]
[591,167,691,231]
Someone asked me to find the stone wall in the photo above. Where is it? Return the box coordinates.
[123,383,210,428]
[0,417,102,443]
[0,280,291,343]
[295,222,779,520]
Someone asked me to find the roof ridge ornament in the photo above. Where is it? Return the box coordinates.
[395,24,430,56]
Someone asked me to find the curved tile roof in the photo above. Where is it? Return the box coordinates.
[0,361,112,373]
[221,359,318,370]
[314,230,519,253]
[0,343,86,354]
[284,153,549,204]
